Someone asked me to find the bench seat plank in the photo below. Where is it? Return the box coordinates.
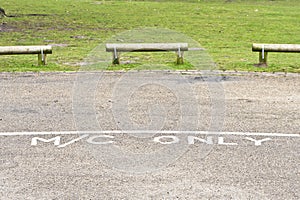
[0,45,52,55]
[106,43,189,64]
[252,43,300,66]
[106,43,188,52]
[0,45,52,65]
[252,44,300,53]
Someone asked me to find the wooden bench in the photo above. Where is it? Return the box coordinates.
[106,43,189,64]
[0,45,52,65]
[252,43,300,66]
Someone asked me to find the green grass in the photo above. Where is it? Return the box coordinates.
[0,0,300,72]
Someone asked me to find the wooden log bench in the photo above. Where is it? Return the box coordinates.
[106,43,189,64]
[0,45,52,65]
[252,43,300,66]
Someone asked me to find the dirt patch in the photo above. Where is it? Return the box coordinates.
[1,13,54,33]
[5,13,52,18]
[0,23,18,32]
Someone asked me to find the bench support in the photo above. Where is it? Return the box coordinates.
[113,56,120,65]
[259,51,268,66]
[38,53,47,65]
[176,48,184,64]
[38,48,47,65]
[112,46,120,64]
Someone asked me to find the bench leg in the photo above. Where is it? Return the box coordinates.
[112,52,120,64]
[259,52,268,66]
[38,54,47,65]
[176,51,184,64]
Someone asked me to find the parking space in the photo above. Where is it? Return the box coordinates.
[0,72,299,199]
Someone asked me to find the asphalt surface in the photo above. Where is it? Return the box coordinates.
[0,71,299,199]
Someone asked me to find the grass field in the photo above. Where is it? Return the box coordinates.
[0,0,300,72]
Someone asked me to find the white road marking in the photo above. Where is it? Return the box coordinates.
[245,137,272,146]
[0,130,299,137]
[57,134,89,148]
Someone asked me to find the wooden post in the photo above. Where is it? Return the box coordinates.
[112,46,120,64]
[176,46,184,64]
[259,51,268,66]
[38,54,47,65]
[112,53,120,64]
[176,51,184,64]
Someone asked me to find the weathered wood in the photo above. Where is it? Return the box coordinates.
[252,44,300,52]
[0,46,52,55]
[112,52,120,65]
[252,43,300,66]
[106,43,189,64]
[38,53,47,65]
[0,45,52,65]
[176,49,184,65]
[106,43,188,52]
[258,51,268,66]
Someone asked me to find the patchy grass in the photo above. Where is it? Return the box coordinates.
[0,0,299,72]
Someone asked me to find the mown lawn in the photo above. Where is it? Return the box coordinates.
[0,0,299,72]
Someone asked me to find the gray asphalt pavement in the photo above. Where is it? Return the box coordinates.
[0,71,299,199]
